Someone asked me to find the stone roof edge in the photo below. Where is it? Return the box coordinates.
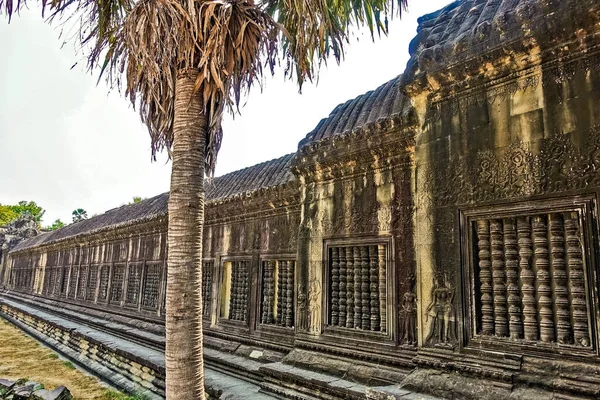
[10,179,300,256]
[10,213,168,255]
[295,110,418,161]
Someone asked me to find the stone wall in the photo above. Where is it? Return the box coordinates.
[5,1,600,397]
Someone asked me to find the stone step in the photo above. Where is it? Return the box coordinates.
[0,294,283,400]
[259,362,441,400]
[2,291,164,333]
[1,291,165,349]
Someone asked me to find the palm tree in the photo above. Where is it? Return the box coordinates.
[72,208,89,222]
[1,0,408,398]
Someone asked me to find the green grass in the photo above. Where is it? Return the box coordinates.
[62,361,76,370]
[47,353,59,359]
[103,389,150,400]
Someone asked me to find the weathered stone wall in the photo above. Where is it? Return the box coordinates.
[202,182,300,346]
[292,119,417,361]
[403,1,600,394]
[6,220,169,318]
[6,184,301,348]
[4,2,600,397]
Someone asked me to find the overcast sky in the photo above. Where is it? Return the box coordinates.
[0,1,449,226]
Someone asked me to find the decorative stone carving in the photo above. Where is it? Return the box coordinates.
[503,218,523,340]
[260,260,295,328]
[425,274,456,346]
[422,125,600,208]
[400,275,417,346]
[308,278,321,335]
[297,284,308,331]
[110,265,125,303]
[284,261,295,328]
[369,245,380,331]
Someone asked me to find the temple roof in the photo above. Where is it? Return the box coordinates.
[298,75,413,148]
[403,0,600,82]
[12,153,295,252]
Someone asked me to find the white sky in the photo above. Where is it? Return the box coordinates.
[0,1,449,226]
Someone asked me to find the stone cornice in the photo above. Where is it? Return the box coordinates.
[292,124,416,184]
[9,217,167,257]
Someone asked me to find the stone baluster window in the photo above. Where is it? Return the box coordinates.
[141,262,162,309]
[328,244,387,333]
[219,260,249,322]
[68,266,78,299]
[202,261,214,317]
[59,266,69,297]
[470,206,593,348]
[126,263,143,307]
[77,266,88,300]
[87,265,98,301]
[97,264,110,302]
[110,264,125,304]
[260,260,295,328]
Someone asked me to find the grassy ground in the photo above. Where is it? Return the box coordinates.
[0,317,141,400]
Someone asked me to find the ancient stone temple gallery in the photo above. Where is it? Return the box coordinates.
[2,0,600,398]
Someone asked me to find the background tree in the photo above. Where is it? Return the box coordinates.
[130,196,144,204]
[0,201,45,226]
[0,206,18,226]
[72,209,88,222]
[46,219,65,230]
[2,0,408,397]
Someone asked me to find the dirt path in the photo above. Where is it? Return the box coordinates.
[0,317,130,400]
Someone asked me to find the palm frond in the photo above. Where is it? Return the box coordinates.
[117,0,279,175]
[264,0,407,88]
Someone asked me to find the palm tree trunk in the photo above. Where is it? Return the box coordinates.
[166,69,206,399]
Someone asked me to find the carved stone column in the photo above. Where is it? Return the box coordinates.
[518,217,538,341]
[503,218,522,340]
[477,220,494,336]
[331,248,340,326]
[533,216,554,343]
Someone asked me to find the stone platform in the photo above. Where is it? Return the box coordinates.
[0,291,439,400]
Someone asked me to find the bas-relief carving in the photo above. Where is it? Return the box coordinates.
[420,125,600,208]
[308,277,322,335]
[297,283,308,331]
[425,274,457,347]
[399,274,417,346]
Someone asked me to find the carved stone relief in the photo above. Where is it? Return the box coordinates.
[421,125,600,208]
[425,274,457,346]
[400,274,417,346]
[308,278,322,335]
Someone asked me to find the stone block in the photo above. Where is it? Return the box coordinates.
[32,386,72,400]
[0,379,16,391]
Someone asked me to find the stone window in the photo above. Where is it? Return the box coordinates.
[59,266,69,297]
[464,197,596,351]
[219,260,249,322]
[68,266,78,299]
[77,266,87,300]
[110,264,125,304]
[87,265,98,301]
[98,265,110,301]
[202,261,214,317]
[327,243,388,333]
[260,260,295,328]
[142,262,162,309]
[126,263,143,307]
